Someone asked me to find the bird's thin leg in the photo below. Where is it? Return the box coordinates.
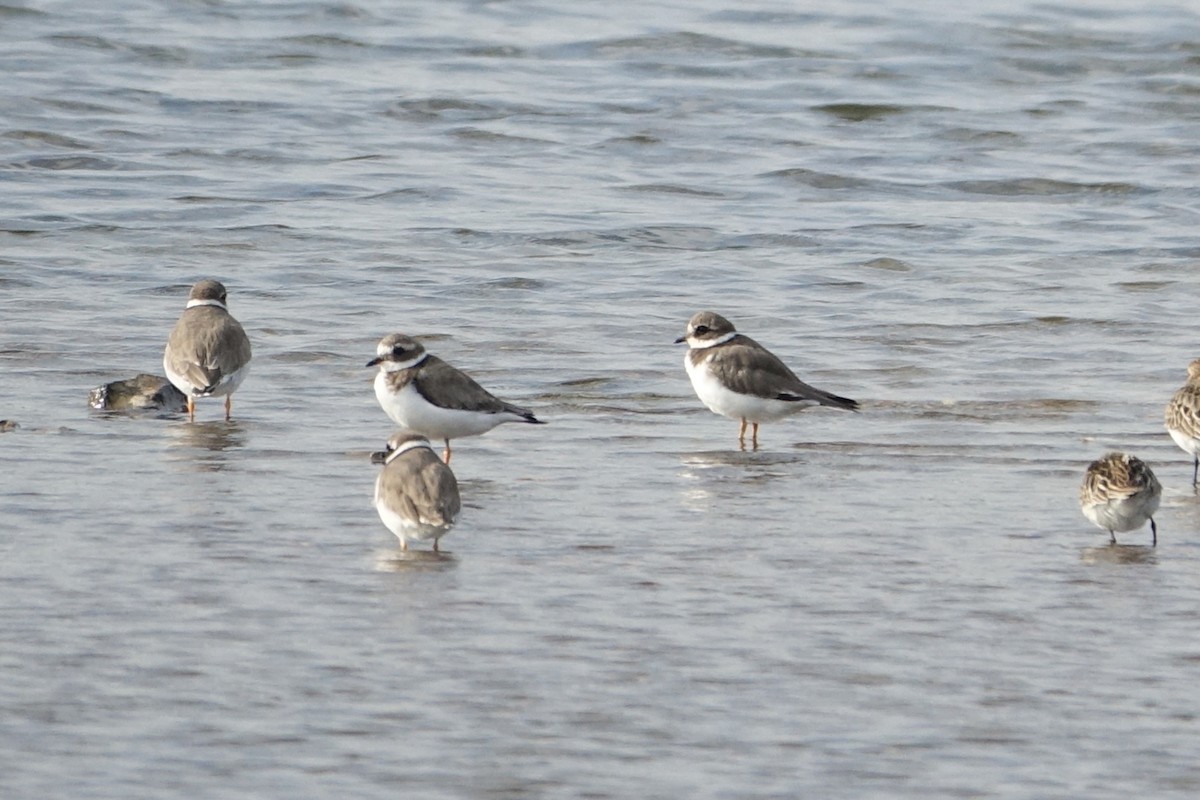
[442,439,452,464]
[1109,529,1117,545]
[1151,518,1158,547]
[400,540,408,552]
[737,419,747,449]
[187,397,196,422]
[224,395,233,421]
[433,539,440,553]
[1192,457,1197,489]
[751,423,760,451]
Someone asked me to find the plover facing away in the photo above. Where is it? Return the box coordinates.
[372,431,461,551]
[163,280,252,421]
[1079,452,1162,546]
[367,333,543,463]
[675,311,858,449]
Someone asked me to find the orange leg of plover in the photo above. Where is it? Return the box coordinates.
[442,439,453,464]
[737,419,747,449]
[751,422,760,450]
[187,396,196,422]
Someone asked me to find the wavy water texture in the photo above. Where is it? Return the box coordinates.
[4,2,1200,799]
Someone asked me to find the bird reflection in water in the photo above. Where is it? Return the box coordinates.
[165,420,247,472]
[1080,544,1158,566]
[374,548,457,572]
[677,449,800,507]
[680,449,804,469]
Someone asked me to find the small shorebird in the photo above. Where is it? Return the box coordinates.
[1079,452,1162,546]
[1165,358,1200,487]
[367,333,543,463]
[89,374,188,412]
[372,431,461,551]
[675,311,858,449]
[163,279,252,421]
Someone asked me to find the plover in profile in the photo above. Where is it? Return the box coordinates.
[1079,452,1162,546]
[372,431,461,551]
[1165,358,1200,486]
[675,311,858,449]
[367,333,543,463]
[163,279,252,421]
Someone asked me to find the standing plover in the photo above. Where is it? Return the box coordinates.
[163,280,252,421]
[1165,359,1200,487]
[367,333,543,463]
[675,311,858,449]
[1079,452,1161,546]
[372,431,461,551]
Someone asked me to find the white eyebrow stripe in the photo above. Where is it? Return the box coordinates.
[379,352,429,371]
[690,331,736,348]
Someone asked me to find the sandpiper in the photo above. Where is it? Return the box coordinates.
[372,431,461,551]
[367,333,543,463]
[163,279,252,421]
[675,311,858,449]
[1165,358,1200,486]
[1079,452,1161,546]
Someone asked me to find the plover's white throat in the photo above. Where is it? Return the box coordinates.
[1079,452,1161,546]
[367,332,544,463]
[675,311,858,449]
[163,279,252,421]
[372,431,461,551]
[1165,358,1200,487]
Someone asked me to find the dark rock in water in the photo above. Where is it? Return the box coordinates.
[0,420,17,432]
[89,374,188,412]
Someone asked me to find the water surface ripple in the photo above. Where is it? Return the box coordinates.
[4,1,1200,798]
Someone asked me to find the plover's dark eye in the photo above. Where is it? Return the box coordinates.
[694,325,709,335]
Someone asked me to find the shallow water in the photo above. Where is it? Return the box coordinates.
[5,0,1200,797]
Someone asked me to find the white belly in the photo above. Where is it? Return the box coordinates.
[374,372,511,439]
[163,356,249,399]
[1082,495,1159,534]
[684,352,813,423]
[1168,427,1200,458]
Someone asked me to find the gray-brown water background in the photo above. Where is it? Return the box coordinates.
[5,0,1200,797]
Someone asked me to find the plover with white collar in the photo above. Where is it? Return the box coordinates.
[372,431,461,551]
[676,311,858,449]
[367,333,543,463]
[163,279,252,421]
